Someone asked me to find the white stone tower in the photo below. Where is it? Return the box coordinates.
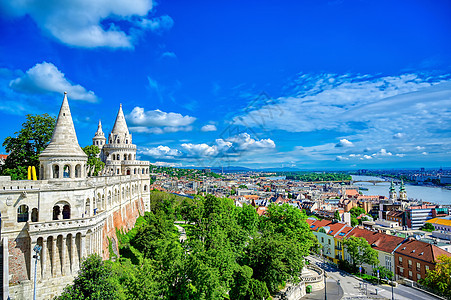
[39,92,88,180]
[399,180,407,201]
[389,180,397,202]
[92,120,106,159]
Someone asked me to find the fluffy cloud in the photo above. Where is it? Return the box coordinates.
[9,62,98,102]
[140,133,275,165]
[335,139,353,147]
[140,145,182,159]
[0,0,172,48]
[127,107,196,133]
[393,133,404,139]
[201,124,217,132]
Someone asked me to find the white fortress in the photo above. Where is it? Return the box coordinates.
[0,93,150,299]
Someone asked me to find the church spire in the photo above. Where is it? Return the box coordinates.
[95,119,104,137]
[111,103,129,135]
[40,92,87,158]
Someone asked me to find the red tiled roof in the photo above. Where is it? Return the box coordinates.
[335,225,353,240]
[395,239,451,264]
[310,219,333,231]
[0,154,7,160]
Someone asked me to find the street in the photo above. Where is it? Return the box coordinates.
[307,255,440,300]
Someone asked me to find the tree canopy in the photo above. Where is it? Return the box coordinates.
[59,192,317,299]
[343,236,379,268]
[421,254,451,298]
[82,145,105,176]
[1,113,55,180]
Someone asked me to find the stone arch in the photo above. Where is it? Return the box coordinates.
[17,204,29,222]
[121,187,125,200]
[128,154,132,160]
[53,164,60,178]
[134,168,137,174]
[63,164,71,178]
[126,168,130,175]
[75,164,82,178]
[116,154,120,160]
[108,190,112,207]
[114,188,118,204]
[144,185,148,192]
[63,204,71,219]
[124,154,127,160]
[31,207,39,222]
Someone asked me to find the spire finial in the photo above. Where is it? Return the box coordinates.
[64,91,67,95]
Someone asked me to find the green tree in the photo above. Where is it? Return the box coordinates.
[57,254,118,300]
[82,145,105,176]
[421,255,451,298]
[238,184,248,189]
[1,114,55,180]
[334,210,341,221]
[420,222,435,232]
[349,207,366,218]
[343,236,379,269]
[245,204,317,293]
[372,266,393,280]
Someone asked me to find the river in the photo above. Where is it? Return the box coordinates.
[351,175,451,205]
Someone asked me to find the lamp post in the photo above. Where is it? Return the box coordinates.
[322,245,329,300]
[33,244,42,300]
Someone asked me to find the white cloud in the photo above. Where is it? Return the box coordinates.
[422,152,428,155]
[415,146,425,151]
[363,155,373,160]
[336,156,349,161]
[201,124,217,132]
[161,51,177,59]
[0,0,172,48]
[393,133,404,139]
[140,145,182,159]
[127,107,196,133]
[152,161,182,167]
[376,149,393,156]
[335,138,353,147]
[9,62,98,102]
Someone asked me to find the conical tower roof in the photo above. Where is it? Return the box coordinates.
[94,119,105,137]
[111,104,129,135]
[40,92,87,158]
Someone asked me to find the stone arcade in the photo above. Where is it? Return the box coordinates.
[0,93,150,299]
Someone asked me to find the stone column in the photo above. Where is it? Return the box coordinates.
[80,234,86,261]
[51,237,56,277]
[70,164,75,179]
[41,237,47,280]
[61,235,66,276]
[70,235,77,274]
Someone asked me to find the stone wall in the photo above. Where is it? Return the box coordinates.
[8,236,30,284]
[102,197,145,260]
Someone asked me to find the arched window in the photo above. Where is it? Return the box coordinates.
[117,139,120,144]
[126,169,130,175]
[85,198,91,216]
[117,154,120,160]
[63,165,71,178]
[116,169,120,174]
[63,205,71,219]
[53,165,60,178]
[53,205,61,220]
[17,205,29,222]
[126,140,128,144]
[40,164,44,180]
[128,154,132,160]
[75,164,81,178]
[112,155,115,161]
[144,185,148,191]
[31,208,39,222]
[124,154,127,160]
[134,168,137,174]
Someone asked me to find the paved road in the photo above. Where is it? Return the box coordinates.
[307,255,440,300]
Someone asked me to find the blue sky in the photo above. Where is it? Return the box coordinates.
[1,0,450,169]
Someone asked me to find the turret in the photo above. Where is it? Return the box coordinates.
[39,92,88,180]
[92,120,106,158]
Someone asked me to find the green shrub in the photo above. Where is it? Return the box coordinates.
[306,285,312,293]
